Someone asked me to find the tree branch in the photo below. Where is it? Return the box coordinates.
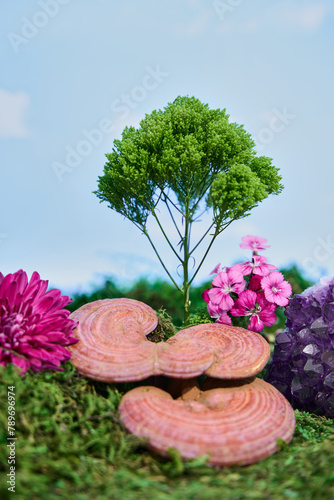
[188,230,219,286]
[188,217,235,287]
[192,207,208,223]
[163,191,186,217]
[216,217,235,235]
[189,218,236,284]
[151,209,183,263]
[189,221,216,256]
[142,229,182,292]
[153,189,163,209]
[190,178,213,215]
[163,193,183,240]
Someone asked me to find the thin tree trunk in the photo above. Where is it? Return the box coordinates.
[183,200,191,325]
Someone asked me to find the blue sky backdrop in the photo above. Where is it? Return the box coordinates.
[1,0,334,295]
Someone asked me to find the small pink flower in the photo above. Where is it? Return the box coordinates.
[248,275,262,292]
[207,301,220,318]
[208,268,246,311]
[239,235,270,252]
[209,263,228,275]
[0,269,78,375]
[238,255,277,277]
[248,275,266,301]
[201,289,210,304]
[207,302,232,325]
[210,263,221,275]
[230,290,276,333]
[261,271,292,307]
[216,312,232,326]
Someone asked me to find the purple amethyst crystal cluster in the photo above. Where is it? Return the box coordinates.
[265,277,334,418]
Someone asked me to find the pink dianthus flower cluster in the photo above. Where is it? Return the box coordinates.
[202,235,292,333]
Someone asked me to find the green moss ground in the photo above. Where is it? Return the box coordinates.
[0,360,333,500]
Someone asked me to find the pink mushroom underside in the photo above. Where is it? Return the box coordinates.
[118,378,296,466]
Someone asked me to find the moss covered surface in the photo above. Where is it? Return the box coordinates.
[0,360,333,500]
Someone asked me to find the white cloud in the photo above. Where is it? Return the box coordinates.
[270,2,328,33]
[173,8,213,37]
[234,2,329,36]
[0,89,30,138]
[185,0,203,9]
[240,18,261,35]
[320,194,334,205]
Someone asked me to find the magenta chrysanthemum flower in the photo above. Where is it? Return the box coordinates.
[238,255,277,277]
[239,235,270,252]
[261,271,292,307]
[0,269,78,375]
[230,290,277,333]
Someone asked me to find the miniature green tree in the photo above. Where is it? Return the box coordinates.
[95,96,283,325]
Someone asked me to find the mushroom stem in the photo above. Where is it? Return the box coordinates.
[146,375,169,390]
[179,378,202,401]
[168,378,201,401]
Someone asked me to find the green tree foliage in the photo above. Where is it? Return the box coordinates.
[95,96,283,324]
[279,264,314,295]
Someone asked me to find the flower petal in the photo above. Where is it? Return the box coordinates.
[201,289,210,304]
[249,315,264,333]
[216,312,232,325]
[240,235,270,251]
[0,269,77,374]
[212,271,228,288]
[207,288,225,305]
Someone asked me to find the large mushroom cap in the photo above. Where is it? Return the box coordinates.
[69,298,158,382]
[69,299,270,382]
[118,378,296,466]
[167,323,270,379]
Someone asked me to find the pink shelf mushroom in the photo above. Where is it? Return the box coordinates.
[119,377,295,467]
[69,298,158,382]
[69,298,296,466]
[69,298,270,382]
[168,323,270,379]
